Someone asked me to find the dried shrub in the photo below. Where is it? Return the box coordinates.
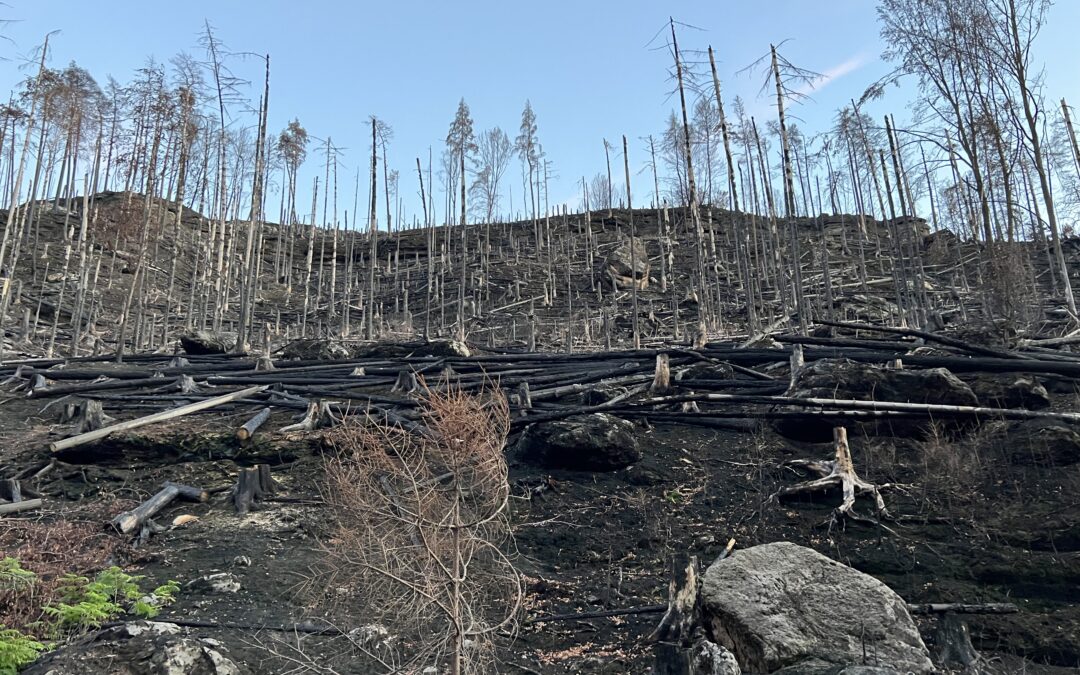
[914,421,986,510]
[984,246,1040,335]
[315,383,521,675]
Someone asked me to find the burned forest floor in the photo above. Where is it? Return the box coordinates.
[1,341,1079,674]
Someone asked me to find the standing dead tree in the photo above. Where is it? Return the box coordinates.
[740,42,821,334]
[446,99,476,343]
[318,384,521,675]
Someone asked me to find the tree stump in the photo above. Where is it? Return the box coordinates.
[772,426,891,527]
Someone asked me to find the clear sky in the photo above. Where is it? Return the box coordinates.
[1,0,1077,224]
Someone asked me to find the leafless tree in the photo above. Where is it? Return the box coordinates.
[469,126,512,224]
[317,385,521,675]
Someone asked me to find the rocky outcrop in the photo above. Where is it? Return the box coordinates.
[515,413,641,471]
[1004,419,1080,465]
[279,338,471,361]
[777,358,978,440]
[606,236,650,290]
[789,359,977,407]
[961,373,1050,410]
[700,542,933,675]
[24,621,241,675]
[179,330,237,355]
[281,338,351,360]
[350,339,471,359]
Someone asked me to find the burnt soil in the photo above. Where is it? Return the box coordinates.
[2,387,1079,674]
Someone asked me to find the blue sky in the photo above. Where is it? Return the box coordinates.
[1,0,1078,224]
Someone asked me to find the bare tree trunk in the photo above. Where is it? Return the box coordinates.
[770,45,807,334]
[236,55,270,352]
[367,120,378,340]
[671,19,708,330]
[0,37,49,365]
[622,135,640,349]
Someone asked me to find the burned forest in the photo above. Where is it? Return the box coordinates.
[0,2,1079,674]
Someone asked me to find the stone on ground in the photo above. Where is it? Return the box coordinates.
[178,330,237,355]
[515,413,641,471]
[700,542,933,674]
[606,236,650,290]
[24,621,240,675]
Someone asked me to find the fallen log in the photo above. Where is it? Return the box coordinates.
[0,498,41,516]
[528,372,652,402]
[29,376,171,399]
[522,599,1017,627]
[237,407,272,441]
[525,603,666,625]
[775,334,917,353]
[816,319,1028,360]
[110,482,208,534]
[49,385,268,453]
[646,392,1080,424]
[907,603,1019,615]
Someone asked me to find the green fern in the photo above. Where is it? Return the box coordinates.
[43,567,176,634]
[4,558,182,666]
[151,580,180,603]
[0,558,36,593]
[0,627,45,675]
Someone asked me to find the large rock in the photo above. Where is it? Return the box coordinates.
[281,338,352,360]
[280,339,470,361]
[700,542,933,675]
[922,229,961,267]
[179,330,237,355]
[350,339,471,359]
[1004,419,1080,465]
[778,359,978,441]
[790,359,977,407]
[961,373,1050,410]
[515,413,641,471]
[24,621,241,675]
[606,236,650,290]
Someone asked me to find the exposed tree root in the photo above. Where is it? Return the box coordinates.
[773,426,896,531]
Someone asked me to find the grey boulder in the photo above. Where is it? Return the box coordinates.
[700,542,933,675]
[24,621,241,675]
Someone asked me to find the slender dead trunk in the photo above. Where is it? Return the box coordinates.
[367,120,378,340]
[236,55,270,352]
[622,135,639,349]
[671,19,708,329]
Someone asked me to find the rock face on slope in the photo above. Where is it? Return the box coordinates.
[514,413,641,471]
[179,330,237,355]
[961,373,1051,410]
[279,338,471,361]
[350,339,472,359]
[700,542,933,675]
[789,358,977,407]
[606,236,650,290]
[1003,418,1080,465]
[777,358,978,440]
[24,621,241,675]
[281,338,352,360]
